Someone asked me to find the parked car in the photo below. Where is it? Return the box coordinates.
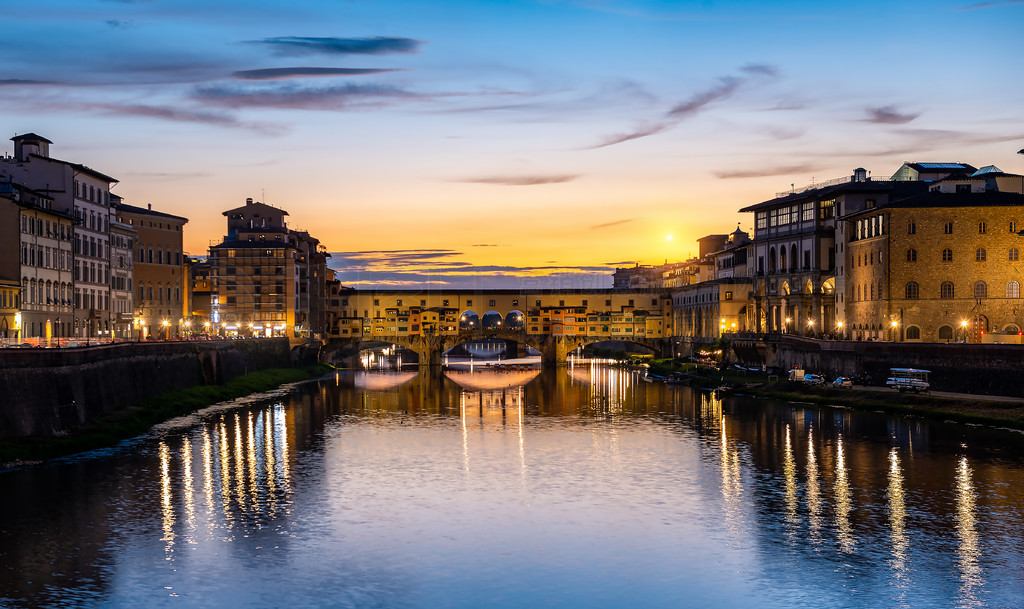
[832,377,853,388]
[802,373,825,385]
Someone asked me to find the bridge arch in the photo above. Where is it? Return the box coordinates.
[481,310,503,329]
[459,311,479,330]
[504,310,525,330]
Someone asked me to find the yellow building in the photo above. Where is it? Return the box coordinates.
[0,279,20,343]
[115,202,188,339]
[847,186,1024,343]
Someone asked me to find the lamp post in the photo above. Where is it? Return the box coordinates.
[890,319,899,342]
[960,319,969,343]
[836,320,844,340]
[161,319,170,340]
[784,317,791,334]
[807,318,814,337]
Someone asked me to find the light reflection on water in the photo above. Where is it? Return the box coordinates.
[1,367,1024,608]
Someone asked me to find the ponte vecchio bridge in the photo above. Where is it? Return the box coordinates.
[327,288,674,366]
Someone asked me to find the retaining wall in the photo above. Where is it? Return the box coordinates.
[732,336,1024,397]
[0,339,290,438]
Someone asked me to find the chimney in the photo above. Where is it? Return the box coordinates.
[148,203,152,211]
[246,197,253,205]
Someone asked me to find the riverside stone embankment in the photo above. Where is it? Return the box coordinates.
[0,339,290,438]
[732,335,1024,398]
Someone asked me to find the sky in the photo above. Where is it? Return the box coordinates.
[2,0,1022,288]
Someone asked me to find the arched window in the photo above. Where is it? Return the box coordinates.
[1010,248,1019,261]
[939,326,953,340]
[907,249,917,262]
[1008,281,1020,299]
[905,282,919,299]
[769,247,776,273]
[878,282,883,299]
[870,284,874,300]
[974,281,987,299]
[940,281,955,299]
[779,247,786,273]
[856,284,861,301]
[942,248,953,262]
[906,326,921,340]
[908,219,916,234]
[944,221,953,234]
[979,221,987,234]
[976,248,987,262]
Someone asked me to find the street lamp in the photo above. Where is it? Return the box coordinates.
[836,320,844,340]
[960,319,969,343]
[807,319,814,336]
[785,317,791,334]
[890,319,899,342]
[161,319,170,340]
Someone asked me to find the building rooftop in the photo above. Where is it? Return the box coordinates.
[116,202,189,222]
[11,133,53,144]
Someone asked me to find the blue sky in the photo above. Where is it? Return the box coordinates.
[2,0,1022,288]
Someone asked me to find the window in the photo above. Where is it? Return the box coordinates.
[1011,221,1017,233]
[942,248,953,262]
[724,291,733,300]
[1007,281,1020,299]
[1011,248,1019,261]
[976,248,987,262]
[905,282,919,299]
[944,221,953,234]
[906,326,921,340]
[489,300,495,307]
[974,281,988,299]
[907,249,917,262]
[940,281,955,299]
[979,221,986,234]
[939,326,953,340]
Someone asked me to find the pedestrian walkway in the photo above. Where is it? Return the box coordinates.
[856,385,1024,403]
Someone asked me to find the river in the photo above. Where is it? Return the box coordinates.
[1,364,1022,608]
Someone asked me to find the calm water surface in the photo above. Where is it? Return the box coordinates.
[2,365,1024,608]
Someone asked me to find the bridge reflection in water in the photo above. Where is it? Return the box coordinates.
[2,367,1024,608]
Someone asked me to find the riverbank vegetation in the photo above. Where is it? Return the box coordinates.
[1,363,333,466]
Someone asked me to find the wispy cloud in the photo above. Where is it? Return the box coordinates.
[0,79,60,86]
[590,218,634,229]
[193,82,419,110]
[714,164,818,179]
[953,0,1024,10]
[863,105,920,125]
[247,36,422,57]
[232,67,401,81]
[330,250,614,288]
[460,174,580,186]
[591,65,779,148]
[82,102,278,131]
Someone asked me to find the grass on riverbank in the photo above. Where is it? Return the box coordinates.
[1,363,333,465]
